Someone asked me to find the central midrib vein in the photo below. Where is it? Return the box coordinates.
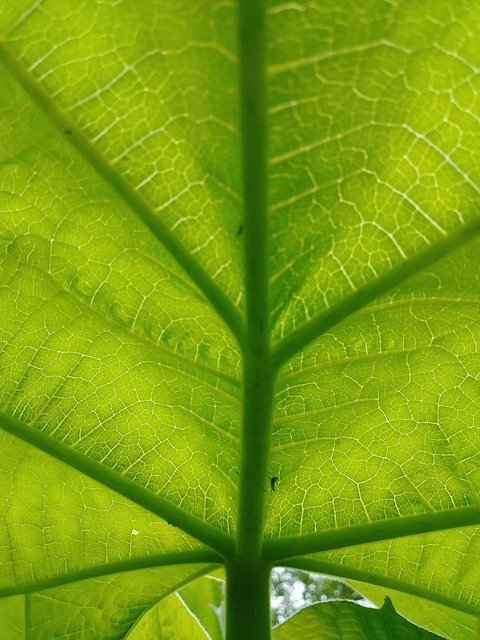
[236,0,274,562]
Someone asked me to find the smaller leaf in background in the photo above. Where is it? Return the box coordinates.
[126,575,225,640]
[125,594,210,640]
[178,575,225,640]
[272,596,446,640]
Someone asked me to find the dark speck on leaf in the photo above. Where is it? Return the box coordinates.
[270,476,279,491]
[236,223,243,236]
[64,129,72,135]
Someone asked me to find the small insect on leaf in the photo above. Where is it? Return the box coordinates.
[270,476,279,491]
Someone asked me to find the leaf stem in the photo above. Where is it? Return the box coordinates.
[226,558,272,640]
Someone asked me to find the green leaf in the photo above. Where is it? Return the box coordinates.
[272,597,444,640]
[0,1,479,638]
[287,554,480,640]
[349,581,479,640]
[0,596,24,640]
[0,566,216,640]
[126,595,211,640]
[127,575,225,640]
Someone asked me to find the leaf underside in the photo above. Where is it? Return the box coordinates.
[0,0,479,639]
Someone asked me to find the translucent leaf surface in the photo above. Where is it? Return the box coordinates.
[0,596,24,640]
[0,0,479,638]
[0,566,215,640]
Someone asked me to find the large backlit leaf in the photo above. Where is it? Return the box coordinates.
[0,0,479,638]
